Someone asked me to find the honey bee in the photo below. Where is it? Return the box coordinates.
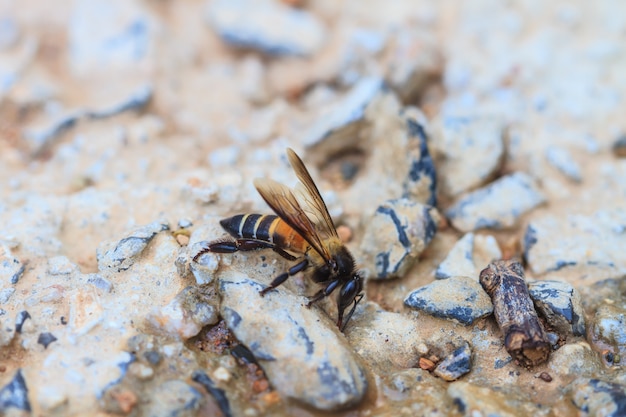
[193,148,364,331]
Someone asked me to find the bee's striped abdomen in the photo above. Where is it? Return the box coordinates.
[219,214,308,253]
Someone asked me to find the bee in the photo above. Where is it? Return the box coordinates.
[193,148,364,331]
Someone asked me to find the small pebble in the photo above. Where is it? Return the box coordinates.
[446,172,545,232]
[432,115,505,197]
[433,342,472,381]
[47,255,78,275]
[404,276,493,325]
[212,366,231,382]
[207,0,325,56]
[527,280,586,337]
[303,77,384,148]
[0,369,31,412]
[435,233,475,279]
[37,332,58,349]
[538,372,553,382]
[147,285,219,340]
[96,220,169,272]
[0,246,25,284]
[523,209,626,277]
[569,378,626,417]
[361,198,437,279]
[14,311,30,334]
[545,145,582,182]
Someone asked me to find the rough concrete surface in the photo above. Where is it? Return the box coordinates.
[1,1,625,416]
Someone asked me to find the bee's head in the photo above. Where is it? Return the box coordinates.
[336,272,364,331]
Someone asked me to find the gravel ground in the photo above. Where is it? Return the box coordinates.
[1,1,626,416]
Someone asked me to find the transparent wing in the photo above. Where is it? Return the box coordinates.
[286,148,339,240]
[253,177,332,261]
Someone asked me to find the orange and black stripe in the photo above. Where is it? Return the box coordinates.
[219,214,308,252]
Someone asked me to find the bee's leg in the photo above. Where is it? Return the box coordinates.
[194,239,296,262]
[306,279,340,307]
[260,258,308,296]
[339,293,363,331]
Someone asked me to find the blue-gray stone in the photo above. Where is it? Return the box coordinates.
[96,220,169,272]
[0,248,23,285]
[404,276,493,325]
[23,111,82,156]
[303,77,385,148]
[207,0,324,57]
[219,271,367,411]
[523,210,626,278]
[528,280,586,336]
[435,233,475,279]
[434,342,472,381]
[446,172,545,232]
[69,0,152,72]
[362,198,437,280]
[545,145,582,182]
[570,378,626,417]
[403,116,437,207]
[87,84,152,119]
[0,369,31,412]
[37,332,58,349]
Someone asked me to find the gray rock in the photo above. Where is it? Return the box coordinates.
[0,369,30,412]
[569,378,626,417]
[434,341,472,381]
[86,274,113,292]
[207,0,325,57]
[96,220,169,272]
[219,271,367,411]
[37,332,58,349]
[69,0,152,73]
[361,198,437,279]
[587,304,626,367]
[448,381,551,417]
[527,280,585,336]
[404,276,493,325]
[402,112,438,207]
[0,245,24,284]
[23,110,83,156]
[523,210,626,278]
[0,316,15,347]
[0,288,15,304]
[545,145,582,182]
[386,28,442,102]
[47,255,78,276]
[346,302,422,369]
[303,77,385,150]
[435,233,475,279]
[142,380,202,417]
[432,116,505,197]
[15,311,30,334]
[87,84,152,119]
[147,285,220,340]
[436,233,502,280]
[548,342,603,377]
[446,172,545,232]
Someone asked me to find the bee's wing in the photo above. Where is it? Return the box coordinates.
[253,177,332,261]
[286,148,339,240]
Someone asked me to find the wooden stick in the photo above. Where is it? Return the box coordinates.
[479,260,550,367]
